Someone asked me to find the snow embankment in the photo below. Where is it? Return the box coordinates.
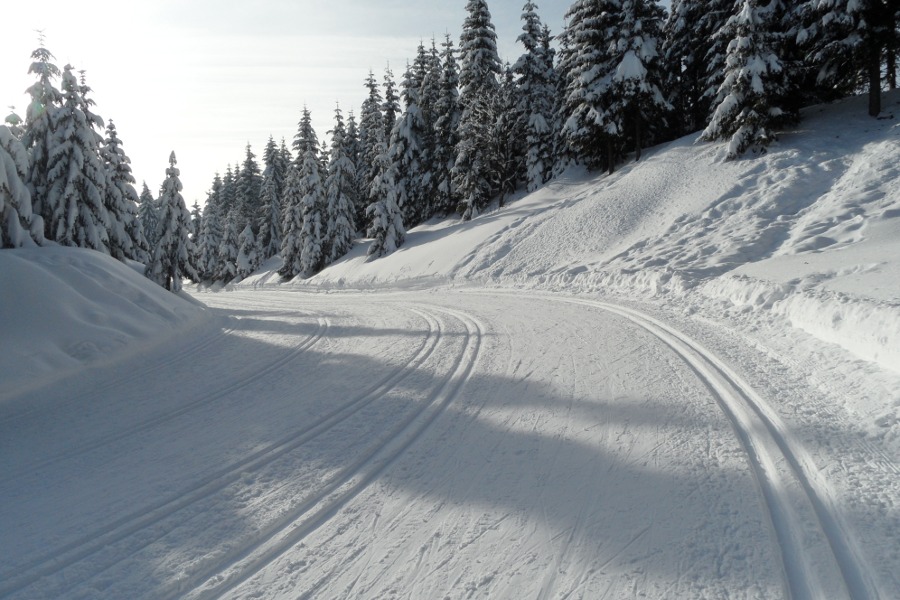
[239,92,900,373]
[0,247,211,396]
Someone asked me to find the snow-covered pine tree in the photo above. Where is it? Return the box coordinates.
[701,0,793,159]
[5,108,25,139]
[298,148,328,276]
[197,188,223,281]
[366,142,406,258]
[664,0,735,136]
[236,223,259,279]
[343,110,362,232]
[383,67,401,141]
[190,201,202,241]
[236,143,262,230]
[44,65,111,251]
[494,65,526,204]
[805,0,898,116]
[257,136,283,260]
[560,0,619,171]
[514,2,558,191]
[1,125,43,248]
[389,63,428,226]
[323,106,357,263]
[220,164,237,217]
[217,209,239,283]
[101,119,149,263]
[147,152,197,291]
[415,40,443,214]
[455,0,503,219]
[358,71,386,227]
[137,181,160,249]
[601,0,670,163]
[22,42,61,227]
[433,35,462,215]
[278,160,305,278]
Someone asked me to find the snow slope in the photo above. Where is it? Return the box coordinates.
[0,246,212,398]
[2,92,900,600]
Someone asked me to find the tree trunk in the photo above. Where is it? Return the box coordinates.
[888,47,897,90]
[607,137,615,176]
[868,46,882,117]
[634,105,642,163]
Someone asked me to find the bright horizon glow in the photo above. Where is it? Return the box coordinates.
[0,0,667,206]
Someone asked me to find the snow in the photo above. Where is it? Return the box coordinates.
[2,91,900,599]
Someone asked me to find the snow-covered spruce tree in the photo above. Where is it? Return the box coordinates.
[455,0,503,220]
[494,65,526,205]
[433,34,462,215]
[22,43,62,226]
[382,67,401,142]
[137,181,160,249]
[389,63,428,226]
[560,0,619,171]
[415,40,443,214]
[323,107,357,264]
[44,65,111,251]
[278,160,305,278]
[236,223,259,279]
[358,70,386,227]
[220,164,237,217]
[235,143,262,230]
[5,108,25,139]
[197,191,224,281]
[805,0,898,116]
[147,152,197,291]
[101,119,149,263]
[217,209,239,283]
[514,2,558,191]
[601,0,670,163]
[257,136,283,261]
[663,0,736,136]
[701,0,793,159]
[298,147,328,275]
[366,142,406,259]
[1,125,43,248]
[343,110,362,232]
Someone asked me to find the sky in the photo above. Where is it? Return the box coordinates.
[0,0,662,206]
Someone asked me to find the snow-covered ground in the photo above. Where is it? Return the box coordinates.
[2,92,899,599]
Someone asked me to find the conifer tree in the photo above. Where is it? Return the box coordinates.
[366,142,406,258]
[257,136,283,260]
[358,71,386,226]
[390,63,428,226]
[101,119,149,262]
[514,3,558,191]
[217,210,239,283]
[324,107,357,263]
[279,160,305,278]
[343,110,362,231]
[1,125,43,247]
[147,152,196,291]
[22,42,62,224]
[220,164,237,216]
[455,0,503,219]
[383,67,401,141]
[137,181,159,249]
[236,143,262,229]
[197,188,223,281]
[45,65,110,251]
[5,108,25,139]
[701,0,793,159]
[433,35,462,215]
[495,65,526,203]
[236,223,259,279]
[298,148,327,275]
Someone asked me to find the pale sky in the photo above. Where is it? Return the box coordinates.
[0,1,663,206]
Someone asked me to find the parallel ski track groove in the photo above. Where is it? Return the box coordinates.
[168,306,483,600]
[0,306,442,598]
[548,295,880,600]
[1,317,329,485]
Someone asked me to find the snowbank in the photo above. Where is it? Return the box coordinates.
[0,246,211,396]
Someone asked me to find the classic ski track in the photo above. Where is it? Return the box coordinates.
[529,294,881,600]
[1,316,330,485]
[0,305,442,599]
[0,321,233,424]
[163,306,483,600]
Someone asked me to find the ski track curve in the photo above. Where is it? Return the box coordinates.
[0,305,442,599]
[506,292,882,600]
[163,306,483,600]
[0,318,330,485]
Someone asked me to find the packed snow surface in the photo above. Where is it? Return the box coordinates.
[2,92,899,599]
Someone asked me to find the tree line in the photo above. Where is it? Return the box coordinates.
[2,1,897,291]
